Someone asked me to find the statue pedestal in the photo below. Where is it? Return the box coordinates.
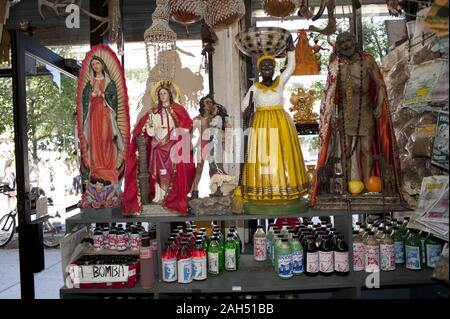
[188,196,232,216]
[314,193,405,211]
[244,199,308,215]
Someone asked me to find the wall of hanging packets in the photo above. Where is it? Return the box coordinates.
[381,8,449,210]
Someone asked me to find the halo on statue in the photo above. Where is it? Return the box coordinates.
[235,26,291,58]
[150,79,182,106]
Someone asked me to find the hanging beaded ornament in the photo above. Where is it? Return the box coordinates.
[263,0,299,20]
[204,0,245,29]
[169,0,205,26]
[144,0,177,82]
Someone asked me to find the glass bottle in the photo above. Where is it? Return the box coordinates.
[140,233,155,288]
[273,234,283,271]
[116,225,127,252]
[380,230,396,271]
[352,230,364,272]
[399,217,410,236]
[290,234,304,275]
[177,240,193,283]
[319,235,334,276]
[331,231,340,249]
[405,230,422,271]
[229,225,242,253]
[266,223,276,259]
[161,241,177,282]
[277,238,293,279]
[364,231,380,273]
[375,226,385,244]
[253,225,267,261]
[93,227,103,252]
[355,222,362,232]
[305,235,319,276]
[334,235,349,276]
[271,230,281,267]
[391,226,405,264]
[425,234,442,269]
[207,236,221,276]
[367,220,375,232]
[418,231,427,266]
[229,228,241,265]
[192,239,207,281]
[225,233,237,271]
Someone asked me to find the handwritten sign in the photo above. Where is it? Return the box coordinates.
[68,264,130,284]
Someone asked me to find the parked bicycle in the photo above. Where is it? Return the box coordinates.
[0,183,66,248]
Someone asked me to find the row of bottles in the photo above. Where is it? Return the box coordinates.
[92,222,147,252]
[254,221,350,279]
[353,217,443,272]
[161,224,241,284]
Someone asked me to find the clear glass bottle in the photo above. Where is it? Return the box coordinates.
[425,234,442,269]
[277,238,293,279]
[177,240,192,283]
[253,225,267,261]
[352,230,364,271]
[290,234,304,275]
[161,241,177,282]
[399,217,410,236]
[380,230,396,271]
[375,226,385,244]
[405,229,422,271]
[364,231,380,273]
[334,235,349,276]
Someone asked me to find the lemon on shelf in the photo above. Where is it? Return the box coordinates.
[348,179,364,194]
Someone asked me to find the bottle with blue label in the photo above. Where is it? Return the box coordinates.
[289,235,304,275]
[391,226,405,264]
[161,241,177,282]
[426,234,442,269]
[405,230,422,271]
[177,241,193,283]
[192,239,207,281]
[277,238,293,279]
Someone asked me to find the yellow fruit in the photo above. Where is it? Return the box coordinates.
[348,179,364,194]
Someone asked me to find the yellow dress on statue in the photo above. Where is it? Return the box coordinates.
[241,51,308,202]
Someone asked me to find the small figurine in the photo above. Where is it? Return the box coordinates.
[289,87,318,124]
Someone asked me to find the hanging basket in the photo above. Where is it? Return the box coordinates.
[169,0,205,26]
[235,27,291,57]
[204,0,245,29]
[263,0,298,19]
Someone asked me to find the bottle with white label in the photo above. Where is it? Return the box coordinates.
[140,233,155,289]
[207,236,221,276]
[380,230,396,271]
[161,241,177,283]
[192,239,207,281]
[271,230,281,267]
[266,223,276,259]
[425,234,442,269]
[405,230,422,271]
[277,238,293,279]
[177,241,192,283]
[319,235,334,276]
[334,235,349,276]
[391,226,405,264]
[305,235,319,276]
[254,225,267,261]
[353,230,364,271]
[364,231,380,273]
[225,234,237,271]
[290,234,304,275]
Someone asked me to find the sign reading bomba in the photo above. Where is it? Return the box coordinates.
[69,264,132,284]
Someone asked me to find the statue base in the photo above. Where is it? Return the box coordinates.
[81,205,122,218]
[244,198,308,215]
[314,193,405,211]
[188,195,232,216]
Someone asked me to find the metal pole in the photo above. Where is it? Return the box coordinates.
[208,50,214,94]
[11,30,34,300]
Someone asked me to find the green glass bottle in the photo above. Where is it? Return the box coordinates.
[271,230,281,267]
[405,229,422,271]
[229,228,241,266]
[213,231,224,271]
[399,217,410,236]
[391,226,405,264]
[266,223,276,259]
[207,235,221,276]
[225,234,237,271]
[425,234,442,269]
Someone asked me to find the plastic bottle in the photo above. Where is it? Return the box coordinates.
[305,235,319,276]
[277,238,293,279]
[405,230,422,271]
[425,234,442,269]
[290,234,304,275]
[177,240,193,283]
[380,230,396,271]
[334,235,349,276]
[207,236,221,276]
[161,241,177,282]
[319,235,334,276]
[225,233,237,271]
[353,230,365,271]
[391,226,405,264]
[192,239,207,281]
[364,231,380,273]
[254,225,267,261]
[140,233,155,288]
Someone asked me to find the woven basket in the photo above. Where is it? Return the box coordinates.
[235,27,291,57]
[169,0,205,25]
[263,0,297,19]
[204,0,245,29]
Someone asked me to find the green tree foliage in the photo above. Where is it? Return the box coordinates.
[362,18,388,63]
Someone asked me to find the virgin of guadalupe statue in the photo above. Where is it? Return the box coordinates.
[76,44,130,209]
[238,34,309,213]
[122,80,195,215]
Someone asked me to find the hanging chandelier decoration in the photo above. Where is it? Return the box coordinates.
[204,0,245,29]
[263,0,299,20]
[144,0,177,82]
[169,0,205,27]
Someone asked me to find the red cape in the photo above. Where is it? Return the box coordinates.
[122,103,195,215]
